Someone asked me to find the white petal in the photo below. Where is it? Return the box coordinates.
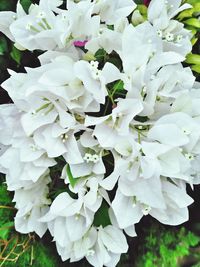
[66,215,88,242]
[148,124,189,146]
[112,190,143,228]
[101,63,121,84]
[100,225,128,254]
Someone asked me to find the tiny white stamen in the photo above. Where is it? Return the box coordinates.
[185,153,194,161]
[142,205,151,216]
[92,154,99,163]
[61,134,68,143]
[182,127,191,135]
[89,61,101,80]
[90,60,99,68]
[165,32,174,42]
[84,153,93,163]
[176,35,183,43]
[157,30,163,38]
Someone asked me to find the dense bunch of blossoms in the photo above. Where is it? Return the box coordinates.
[0,0,199,266]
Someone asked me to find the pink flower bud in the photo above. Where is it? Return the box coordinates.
[73,40,88,47]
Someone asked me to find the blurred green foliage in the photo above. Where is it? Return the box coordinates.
[180,0,200,76]
[136,224,200,267]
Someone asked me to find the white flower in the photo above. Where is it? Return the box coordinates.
[111,189,143,229]
[0,0,199,265]
[85,98,143,148]
[148,0,192,30]
[10,6,57,51]
[39,192,97,248]
[74,60,121,104]
[86,27,122,54]
[150,180,193,225]
[67,131,105,177]
[148,0,192,57]
[56,227,97,262]
[86,225,128,267]
[149,112,200,149]
[15,206,49,237]
[93,0,136,25]
[66,0,100,39]
[33,123,82,162]
[13,173,51,214]
[0,146,55,190]
[62,170,110,215]
[0,104,22,146]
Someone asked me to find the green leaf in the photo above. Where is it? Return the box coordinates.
[191,37,198,45]
[10,46,22,65]
[93,201,111,227]
[184,0,200,7]
[186,232,200,246]
[0,222,14,240]
[66,165,79,188]
[111,80,125,97]
[0,183,12,205]
[183,18,200,28]
[186,53,200,65]
[0,36,8,55]
[113,80,124,91]
[192,64,200,73]
[193,3,200,12]
[95,48,107,62]
[178,8,194,20]
[107,25,114,30]
[20,0,32,13]
[184,25,197,35]
[107,57,122,69]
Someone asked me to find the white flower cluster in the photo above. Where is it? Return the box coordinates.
[0,0,199,266]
